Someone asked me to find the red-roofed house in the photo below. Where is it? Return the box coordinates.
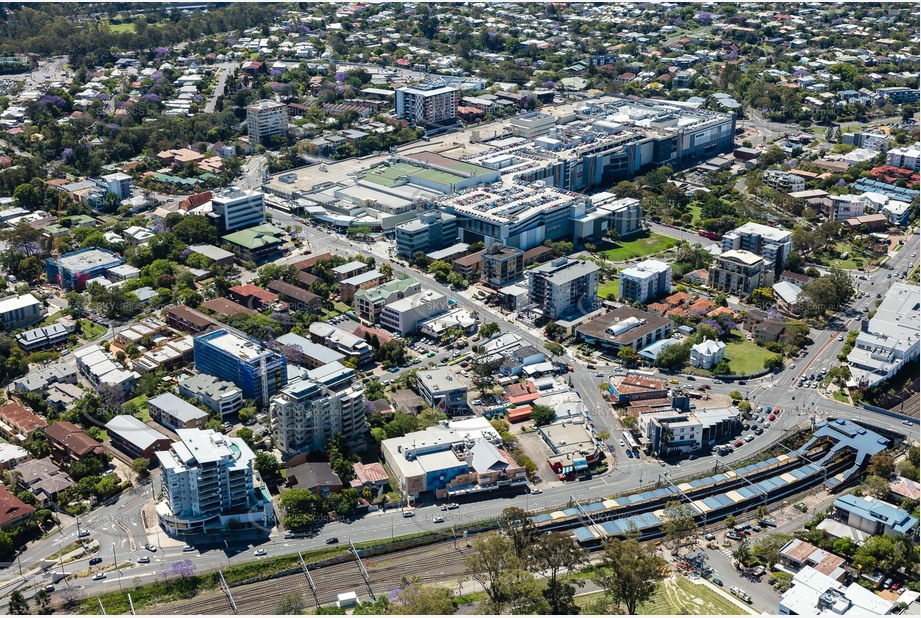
[0,402,47,443]
[179,191,213,211]
[351,462,389,492]
[505,382,540,406]
[44,421,106,464]
[0,484,34,530]
[688,298,716,315]
[228,284,278,309]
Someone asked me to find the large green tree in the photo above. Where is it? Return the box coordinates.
[530,532,587,614]
[593,538,667,614]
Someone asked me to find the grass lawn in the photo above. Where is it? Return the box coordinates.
[833,391,850,403]
[724,331,775,376]
[105,20,136,33]
[577,577,747,615]
[79,319,106,340]
[598,279,619,299]
[687,203,703,225]
[601,232,678,262]
[126,395,151,423]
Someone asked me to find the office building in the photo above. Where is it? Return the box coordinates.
[721,222,792,275]
[481,244,524,288]
[354,275,421,324]
[576,306,672,352]
[339,270,383,304]
[418,308,478,339]
[833,495,918,537]
[847,282,920,388]
[209,188,266,233]
[526,258,600,320]
[380,290,448,336]
[778,566,895,616]
[246,99,288,146]
[0,294,43,331]
[417,368,468,414]
[381,419,525,499]
[105,415,172,461]
[645,407,740,456]
[618,259,671,304]
[394,211,458,258]
[708,249,770,297]
[395,83,458,125]
[148,393,210,431]
[587,194,644,238]
[307,322,373,365]
[222,223,286,264]
[45,248,125,290]
[193,330,287,406]
[886,143,920,172]
[178,374,243,418]
[270,361,367,456]
[156,428,274,537]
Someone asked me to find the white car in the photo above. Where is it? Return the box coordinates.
[529,488,542,495]
[182,545,195,552]
[92,573,107,581]
[137,556,150,564]
[433,515,445,523]
[254,549,267,557]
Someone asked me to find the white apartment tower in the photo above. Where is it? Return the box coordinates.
[246,99,289,146]
[395,83,458,125]
[155,428,274,537]
[210,188,266,233]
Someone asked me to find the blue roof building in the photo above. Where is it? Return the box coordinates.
[193,329,287,406]
[833,494,918,537]
[45,248,124,290]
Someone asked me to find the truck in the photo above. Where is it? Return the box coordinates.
[698,229,720,240]
[730,586,752,603]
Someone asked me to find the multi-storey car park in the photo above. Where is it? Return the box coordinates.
[463,96,737,193]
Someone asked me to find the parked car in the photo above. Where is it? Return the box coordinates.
[433,515,445,523]
[446,503,460,510]
[734,440,743,447]
[529,488,542,495]
[726,531,742,540]
[254,549,267,557]
[182,545,195,552]
[704,533,716,541]
[78,530,91,538]
[326,538,339,545]
[43,585,55,592]
[760,518,777,527]
[712,577,723,587]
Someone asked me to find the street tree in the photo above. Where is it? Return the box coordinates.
[861,475,891,500]
[276,593,304,615]
[499,507,536,560]
[479,322,501,339]
[593,538,667,614]
[530,532,588,614]
[33,588,53,615]
[661,501,698,555]
[389,579,456,615]
[8,590,28,615]
[867,452,895,478]
[617,346,639,367]
[732,537,752,567]
[464,533,520,612]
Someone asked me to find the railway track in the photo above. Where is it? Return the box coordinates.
[146,541,473,615]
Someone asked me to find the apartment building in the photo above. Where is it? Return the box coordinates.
[526,258,600,320]
[0,294,43,331]
[708,249,770,297]
[246,99,289,146]
[763,170,806,193]
[44,421,104,463]
[148,393,210,431]
[394,211,458,258]
[885,143,920,172]
[269,362,366,456]
[618,259,672,304]
[275,332,345,369]
[210,188,266,233]
[193,330,288,406]
[354,275,421,324]
[105,415,172,462]
[482,244,524,288]
[339,270,383,304]
[307,322,373,365]
[177,373,243,418]
[0,402,47,443]
[721,222,792,275]
[73,344,140,393]
[156,428,275,537]
[644,408,740,456]
[829,194,868,221]
[395,83,459,125]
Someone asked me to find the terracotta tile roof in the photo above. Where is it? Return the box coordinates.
[228,284,278,304]
[44,421,104,458]
[291,252,333,272]
[201,297,256,317]
[0,484,34,529]
[0,402,47,435]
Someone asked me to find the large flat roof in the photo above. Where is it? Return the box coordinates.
[147,393,209,423]
[56,248,123,272]
[732,222,792,243]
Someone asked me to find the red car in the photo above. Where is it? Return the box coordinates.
[769,414,776,421]
[734,440,744,447]
[891,582,902,591]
